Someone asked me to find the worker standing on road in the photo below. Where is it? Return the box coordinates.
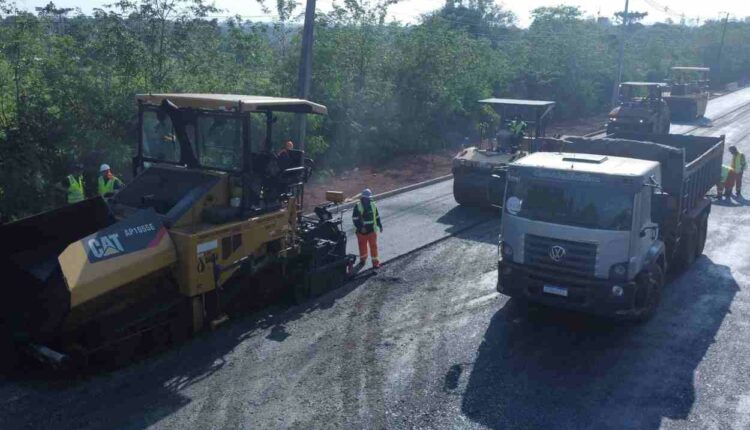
[353,189,383,269]
[98,163,124,197]
[725,146,747,198]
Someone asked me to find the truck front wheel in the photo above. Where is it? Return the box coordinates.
[633,263,664,322]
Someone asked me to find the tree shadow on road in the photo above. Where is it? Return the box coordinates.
[436,205,500,244]
[459,256,738,430]
[0,273,374,430]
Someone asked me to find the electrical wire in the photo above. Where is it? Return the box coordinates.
[640,0,704,24]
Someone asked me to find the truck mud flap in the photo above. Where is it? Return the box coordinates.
[0,197,115,343]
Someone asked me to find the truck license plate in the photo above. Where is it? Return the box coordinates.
[543,285,568,297]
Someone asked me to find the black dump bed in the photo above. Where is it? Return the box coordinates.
[536,132,724,213]
[0,197,115,341]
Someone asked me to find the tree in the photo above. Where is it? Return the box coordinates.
[614,10,648,26]
[1,0,750,218]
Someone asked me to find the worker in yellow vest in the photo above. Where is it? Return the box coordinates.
[725,146,747,198]
[56,163,85,204]
[98,163,124,197]
[352,188,383,269]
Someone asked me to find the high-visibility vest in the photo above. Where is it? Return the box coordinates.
[98,176,122,196]
[732,152,746,173]
[67,175,84,204]
[356,200,380,233]
[509,120,527,137]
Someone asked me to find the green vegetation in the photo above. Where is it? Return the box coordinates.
[0,0,749,218]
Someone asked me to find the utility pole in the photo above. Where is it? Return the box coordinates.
[611,0,630,107]
[295,0,317,152]
[715,12,730,87]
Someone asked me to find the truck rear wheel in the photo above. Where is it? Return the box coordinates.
[634,263,664,322]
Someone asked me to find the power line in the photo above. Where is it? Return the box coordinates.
[640,0,704,24]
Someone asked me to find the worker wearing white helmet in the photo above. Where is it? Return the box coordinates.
[98,163,124,197]
[352,188,383,269]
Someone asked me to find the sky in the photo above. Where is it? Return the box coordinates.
[14,0,750,27]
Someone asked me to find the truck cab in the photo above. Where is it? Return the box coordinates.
[498,152,662,318]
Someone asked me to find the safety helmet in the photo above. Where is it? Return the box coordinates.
[99,163,111,173]
[361,188,373,199]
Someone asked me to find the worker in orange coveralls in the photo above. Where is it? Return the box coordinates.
[352,188,383,269]
[717,165,733,198]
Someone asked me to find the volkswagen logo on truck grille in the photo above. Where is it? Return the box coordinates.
[549,245,567,262]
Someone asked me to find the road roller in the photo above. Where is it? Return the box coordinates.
[607,82,671,135]
[665,66,710,121]
[0,94,354,368]
[452,98,555,208]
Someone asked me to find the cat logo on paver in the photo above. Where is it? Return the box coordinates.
[88,234,125,258]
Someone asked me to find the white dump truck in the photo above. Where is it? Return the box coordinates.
[497,132,724,320]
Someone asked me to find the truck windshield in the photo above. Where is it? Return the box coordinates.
[506,179,634,231]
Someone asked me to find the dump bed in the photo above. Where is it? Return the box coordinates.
[537,132,724,214]
[612,132,724,214]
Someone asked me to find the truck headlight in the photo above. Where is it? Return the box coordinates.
[610,117,617,122]
[609,263,628,280]
[639,119,645,123]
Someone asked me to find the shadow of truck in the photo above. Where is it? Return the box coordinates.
[460,256,737,430]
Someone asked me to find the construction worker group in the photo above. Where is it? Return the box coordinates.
[65,163,123,204]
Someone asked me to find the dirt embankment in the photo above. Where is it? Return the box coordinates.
[304,150,455,211]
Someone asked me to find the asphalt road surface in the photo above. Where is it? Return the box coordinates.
[343,180,496,265]
[2,87,750,430]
